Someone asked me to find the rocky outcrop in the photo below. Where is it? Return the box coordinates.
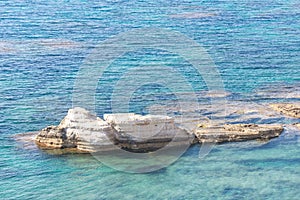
[35,108,192,153]
[195,124,284,143]
[34,107,285,153]
[270,103,300,118]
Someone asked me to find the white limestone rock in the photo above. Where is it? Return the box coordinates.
[35,107,116,152]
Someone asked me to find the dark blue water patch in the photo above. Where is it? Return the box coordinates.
[129,84,178,115]
[222,186,256,198]
[236,157,300,168]
[0,168,19,180]
[230,118,268,124]
[225,113,244,120]
[182,144,223,158]
[95,48,208,115]
[180,144,201,157]
[273,180,300,195]
[214,144,269,157]
[240,132,299,150]
[259,117,293,124]
[0,124,16,135]
[202,110,224,117]
[99,48,207,92]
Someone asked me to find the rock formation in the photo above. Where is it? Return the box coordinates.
[270,103,300,118]
[33,107,286,153]
[194,124,283,143]
[35,107,193,153]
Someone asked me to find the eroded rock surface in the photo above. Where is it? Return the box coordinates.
[195,124,283,143]
[270,103,300,118]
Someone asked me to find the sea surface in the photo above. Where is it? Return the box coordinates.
[0,0,299,199]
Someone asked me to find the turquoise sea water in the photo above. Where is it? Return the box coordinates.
[0,0,299,199]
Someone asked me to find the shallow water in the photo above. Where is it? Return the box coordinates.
[1,0,299,199]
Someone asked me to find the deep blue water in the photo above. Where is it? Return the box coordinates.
[0,0,299,199]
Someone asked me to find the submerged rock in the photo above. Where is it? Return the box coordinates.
[194,124,283,143]
[270,103,300,118]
